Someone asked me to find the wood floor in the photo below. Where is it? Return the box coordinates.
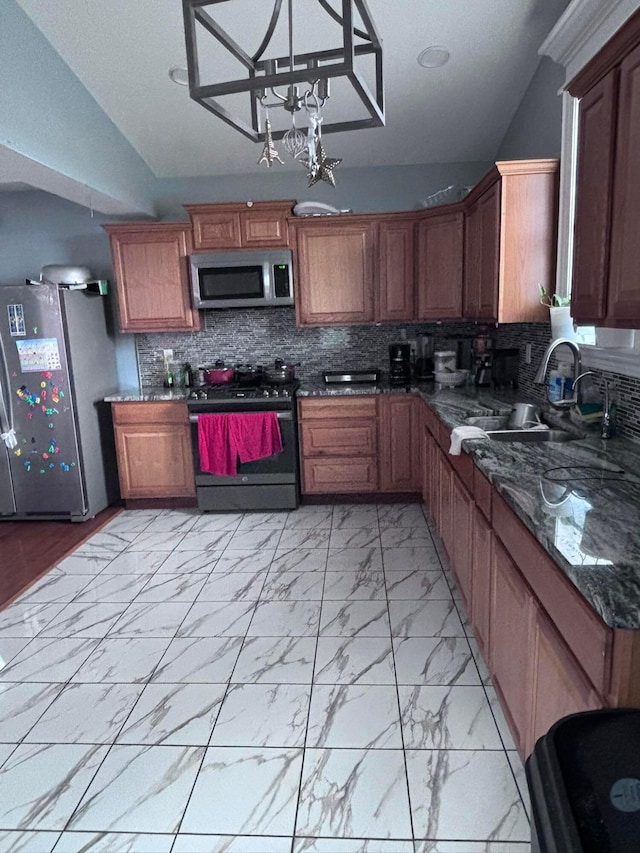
[0,506,121,610]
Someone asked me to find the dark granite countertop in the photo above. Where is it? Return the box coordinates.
[105,388,190,402]
[299,379,640,630]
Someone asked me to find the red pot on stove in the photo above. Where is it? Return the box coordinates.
[203,361,235,385]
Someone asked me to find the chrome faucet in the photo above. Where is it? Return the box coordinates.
[533,338,594,412]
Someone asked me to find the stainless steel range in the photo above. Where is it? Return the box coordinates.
[187,379,300,512]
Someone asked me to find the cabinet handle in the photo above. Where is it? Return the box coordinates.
[189,412,292,423]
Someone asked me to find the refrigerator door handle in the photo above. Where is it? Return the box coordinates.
[0,327,14,440]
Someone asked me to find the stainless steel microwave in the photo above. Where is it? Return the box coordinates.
[189,249,294,309]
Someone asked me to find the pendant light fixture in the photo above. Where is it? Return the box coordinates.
[181,0,384,153]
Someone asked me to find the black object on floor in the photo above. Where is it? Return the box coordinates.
[526,708,640,852]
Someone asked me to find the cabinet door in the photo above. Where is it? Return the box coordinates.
[471,506,492,656]
[571,72,617,323]
[114,422,195,498]
[241,210,289,247]
[450,473,473,612]
[423,426,439,524]
[608,43,640,324]
[379,395,420,492]
[302,458,378,493]
[301,420,377,457]
[107,225,201,332]
[295,222,375,325]
[377,219,416,321]
[438,454,454,558]
[190,211,242,249]
[464,185,500,320]
[528,604,602,756]
[489,539,534,752]
[477,183,501,319]
[416,212,464,319]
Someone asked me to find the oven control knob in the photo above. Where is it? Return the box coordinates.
[270,388,279,397]
[261,389,270,397]
[281,388,290,397]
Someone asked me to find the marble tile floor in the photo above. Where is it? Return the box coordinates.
[0,503,532,853]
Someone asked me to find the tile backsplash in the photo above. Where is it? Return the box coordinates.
[136,311,640,442]
[136,308,481,383]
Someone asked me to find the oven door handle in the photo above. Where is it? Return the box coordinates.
[189,412,293,423]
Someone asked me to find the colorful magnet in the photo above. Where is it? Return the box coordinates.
[14,449,21,457]
[48,463,54,469]
[40,381,46,389]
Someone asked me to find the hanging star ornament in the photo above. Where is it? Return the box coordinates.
[258,117,284,167]
[304,137,342,188]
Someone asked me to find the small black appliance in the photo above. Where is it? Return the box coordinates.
[414,334,435,380]
[389,343,411,386]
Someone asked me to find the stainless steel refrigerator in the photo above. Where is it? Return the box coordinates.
[0,283,119,521]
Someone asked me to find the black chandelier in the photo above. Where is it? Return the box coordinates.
[181,0,384,147]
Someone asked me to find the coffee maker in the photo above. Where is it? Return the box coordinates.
[414,334,435,381]
[472,331,494,386]
[389,343,411,386]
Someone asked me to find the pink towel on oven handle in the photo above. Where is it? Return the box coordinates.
[197,414,236,476]
[197,412,283,477]
[230,412,283,464]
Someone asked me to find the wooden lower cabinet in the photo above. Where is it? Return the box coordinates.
[528,603,602,756]
[112,402,195,499]
[470,506,492,656]
[379,395,421,492]
[450,472,474,612]
[298,397,378,494]
[417,397,616,760]
[489,539,536,750]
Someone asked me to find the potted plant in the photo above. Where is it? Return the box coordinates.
[538,285,576,341]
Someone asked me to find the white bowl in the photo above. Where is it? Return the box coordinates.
[434,370,466,387]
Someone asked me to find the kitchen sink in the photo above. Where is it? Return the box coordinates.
[486,429,578,443]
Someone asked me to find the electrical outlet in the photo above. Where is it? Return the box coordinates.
[525,343,532,364]
[162,349,174,362]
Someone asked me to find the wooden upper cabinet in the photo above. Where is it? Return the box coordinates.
[104,224,201,333]
[462,160,559,323]
[416,211,464,320]
[568,11,640,327]
[571,72,617,323]
[293,219,375,325]
[608,42,640,324]
[376,218,416,322]
[185,201,294,249]
[464,182,500,320]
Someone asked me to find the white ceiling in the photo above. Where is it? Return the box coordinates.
[14,0,569,180]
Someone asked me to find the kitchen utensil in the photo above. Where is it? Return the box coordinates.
[434,370,466,387]
[389,343,411,386]
[203,361,235,385]
[415,334,435,380]
[234,364,263,386]
[508,402,541,429]
[263,358,297,384]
